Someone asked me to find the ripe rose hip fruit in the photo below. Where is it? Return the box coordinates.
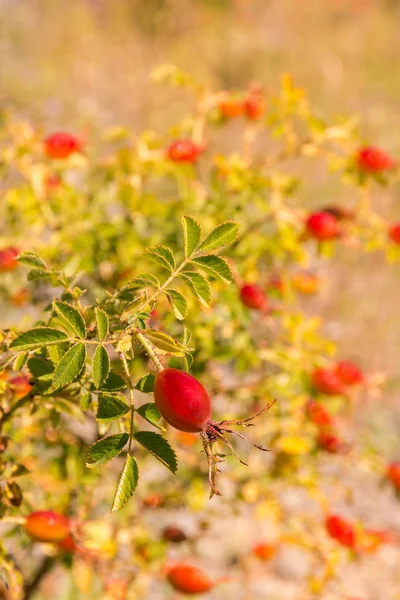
[356,146,395,173]
[387,461,400,490]
[0,247,20,272]
[154,368,211,433]
[44,132,82,159]
[24,511,70,543]
[240,284,269,311]
[325,514,356,548]
[335,360,363,386]
[317,431,349,454]
[166,140,203,163]
[58,534,78,553]
[312,368,345,396]
[219,95,244,119]
[252,542,277,561]
[244,91,266,120]
[166,564,214,595]
[388,224,400,245]
[306,400,334,427]
[9,375,32,400]
[306,212,340,241]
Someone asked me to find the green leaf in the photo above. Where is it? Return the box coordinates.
[198,221,240,252]
[166,289,188,320]
[181,215,201,258]
[142,330,186,356]
[27,357,55,379]
[86,433,129,468]
[80,392,92,411]
[10,328,68,351]
[99,371,126,392]
[123,273,160,291]
[96,394,129,422]
[136,403,164,430]
[134,373,156,393]
[53,301,86,340]
[95,308,109,342]
[13,352,28,371]
[92,345,110,389]
[52,343,86,389]
[191,255,233,284]
[180,271,212,307]
[145,245,175,271]
[111,455,139,512]
[134,431,177,473]
[27,269,52,282]
[17,252,47,270]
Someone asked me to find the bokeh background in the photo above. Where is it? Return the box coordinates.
[1,1,400,598]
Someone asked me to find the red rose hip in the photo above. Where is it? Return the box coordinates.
[306,400,334,427]
[166,564,214,595]
[240,284,269,311]
[356,146,395,173]
[325,514,356,548]
[312,368,345,395]
[335,360,363,386]
[0,247,20,272]
[44,132,82,159]
[24,510,70,543]
[166,140,203,163]
[387,461,400,490]
[306,212,340,241]
[154,368,211,433]
[388,224,400,245]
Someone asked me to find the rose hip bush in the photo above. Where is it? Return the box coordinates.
[0,66,399,598]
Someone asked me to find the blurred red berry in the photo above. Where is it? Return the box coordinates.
[306,400,334,427]
[356,146,395,173]
[58,534,78,553]
[240,284,269,311]
[335,360,363,386]
[142,493,164,508]
[387,461,400,490]
[44,132,82,159]
[163,525,187,543]
[325,514,356,548]
[312,368,345,395]
[0,247,20,272]
[292,272,319,295]
[166,140,203,163]
[24,511,70,543]
[9,375,32,400]
[306,212,340,241]
[252,542,277,561]
[166,564,214,595]
[244,91,266,120]
[388,224,400,245]
[219,95,244,119]
[317,431,349,454]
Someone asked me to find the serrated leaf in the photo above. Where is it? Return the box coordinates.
[27,269,52,281]
[136,403,164,430]
[141,330,185,356]
[95,308,109,342]
[99,371,126,392]
[183,327,192,346]
[134,431,177,473]
[198,221,240,252]
[120,294,147,322]
[27,356,55,378]
[181,215,201,258]
[166,289,188,320]
[17,252,47,270]
[13,352,28,371]
[86,433,129,468]
[53,301,86,340]
[191,255,233,284]
[10,328,68,351]
[111,455,139,512]
[134,373,156,393]
[145,245,175,271]
[80,392,92,411]
[180,271,212,307]
[52,343,86,389]
[96,394,129,422]
[92,345,110,389]
[123,273,160,291]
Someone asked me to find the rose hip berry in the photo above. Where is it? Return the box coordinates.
[240,284,269,311]
[219,95,244,119]
[312,368,345,396]
[0,247,20,272]
[356,146,395,173]
[166,564,214,595]
[166,140,203,163]
[44,132,82,159]
[24,511,70,543]
[252,542,277,561]
[317,431,349,454]
[388,224,400,245]
[244,91,266,120]
[9,375,32,400]
[306,400,334,427]
[335,360,363,386]
[325,514,356,548]
[387,461,400,490]
[306,212,340,241]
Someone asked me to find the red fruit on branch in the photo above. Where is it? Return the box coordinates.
[252,542,277,561]
[9,375,32,400]
[244,91,266,120]
[335,360,363,386]
[356,146,395,173]
[154,368,211,433]
[306,400,334,427]
[0,247,20,272]
[317,431,349,454]
[44,132,82,159]
[388,224,400,245]
[306,212,340,241]
[312,368,345,395]
[240,284,269,311]
[58,534,79,553]
[387,461,400,490]
[325,514,356,548]
[219,95,244,119]
[24,511,70,543]
[166,140,203,163]
[166,564,214,595]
